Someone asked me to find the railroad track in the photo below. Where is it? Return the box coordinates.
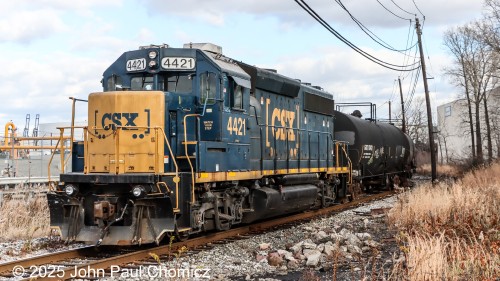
[0,190,394,280]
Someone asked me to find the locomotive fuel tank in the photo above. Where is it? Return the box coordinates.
[333,110,414,179]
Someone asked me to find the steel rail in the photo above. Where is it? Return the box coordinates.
[1,190,393,280]
[0,246,96,276]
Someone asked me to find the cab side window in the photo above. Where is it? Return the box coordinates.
[228,77,243,110]
[233,83,243,109]
[200,72,216,105]
[106,75,123,91]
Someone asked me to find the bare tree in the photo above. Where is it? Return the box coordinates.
[444,21,500,164]
[404,96,428,146]
[437,117,452,164]
[490,94,500,157]
[443,26,477,161]
[477,0,500,52]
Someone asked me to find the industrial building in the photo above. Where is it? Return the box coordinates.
[437,88,500,163]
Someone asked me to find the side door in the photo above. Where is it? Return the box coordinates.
[222,74,251,171]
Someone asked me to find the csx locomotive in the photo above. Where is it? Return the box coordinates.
[47,43,413,246]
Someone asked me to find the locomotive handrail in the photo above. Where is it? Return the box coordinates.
[86,124,174,172]
[47,135,62,190]
[253,121,350,177]
[183,114,199,204]
[262,123,339,174]
[115,127,120,174]
[47,128,71,190]
[339,142,352,184]
[157,127,180,210]
[47,125,181,204]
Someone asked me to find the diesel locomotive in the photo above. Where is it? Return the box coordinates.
[47,43,413,246]
[47,43,353,245]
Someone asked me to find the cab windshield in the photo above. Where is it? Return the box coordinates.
[130,74,193,93]
[165,74,192,93]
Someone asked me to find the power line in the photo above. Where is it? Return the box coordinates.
[422,32,435,77]
[389,0,415,16]
[405,64,421,112]
[402,33,419,80]
[400,19,416,78]
[334,0,418,53]
[375,0,411,21]
[412,0,425,19]
[390,79,397,102]
[294,0,420,71]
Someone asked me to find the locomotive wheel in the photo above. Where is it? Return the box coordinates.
[174,226,190,242]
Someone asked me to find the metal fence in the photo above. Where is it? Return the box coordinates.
[1,152,69,178]
[0,189,47,207]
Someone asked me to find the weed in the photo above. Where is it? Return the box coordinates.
[299,268,321,281]
[387,162,500,279]
[0,194,49,242]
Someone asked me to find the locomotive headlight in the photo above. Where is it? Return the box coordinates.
[148,51,157,59]
[64,184,79,196]
[132,185,146,198]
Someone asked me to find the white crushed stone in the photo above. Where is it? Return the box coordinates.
[104,195,400,281]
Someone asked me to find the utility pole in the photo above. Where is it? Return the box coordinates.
[398,78,406,134]
[416,17,437,182]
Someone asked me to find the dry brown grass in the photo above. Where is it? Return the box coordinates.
[388,162,500,280]
[0,192,50,241]
[417,163,463,178]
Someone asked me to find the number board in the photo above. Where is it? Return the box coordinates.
[161,57,196,70]
[126,58,146,72]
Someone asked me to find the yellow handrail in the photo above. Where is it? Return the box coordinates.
[114,127,120,174]
[47,136,61,190]
[183,114,199,204]
[339,143,353,184]
[157,127,180,210]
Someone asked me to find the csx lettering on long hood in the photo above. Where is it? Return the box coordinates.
[271,108,296,141]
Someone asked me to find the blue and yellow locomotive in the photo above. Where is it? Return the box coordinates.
[47,43,351,245]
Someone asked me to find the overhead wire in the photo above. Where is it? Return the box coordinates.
[389,0,415,16]
[334,0,418,53]
[389,79,397,102]
[402,19,423,113]
[400,19,416,79]
[405,64,421,112]
[422,33,435,77]
[377,101,388,110]
[402,33,419,80]
[294,0,420,71]
[375,0,411,21]
[412,0,425,19]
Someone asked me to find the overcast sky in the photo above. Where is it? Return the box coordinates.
[0,0,485,135]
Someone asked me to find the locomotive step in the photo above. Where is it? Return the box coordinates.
[217,213,235,221]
